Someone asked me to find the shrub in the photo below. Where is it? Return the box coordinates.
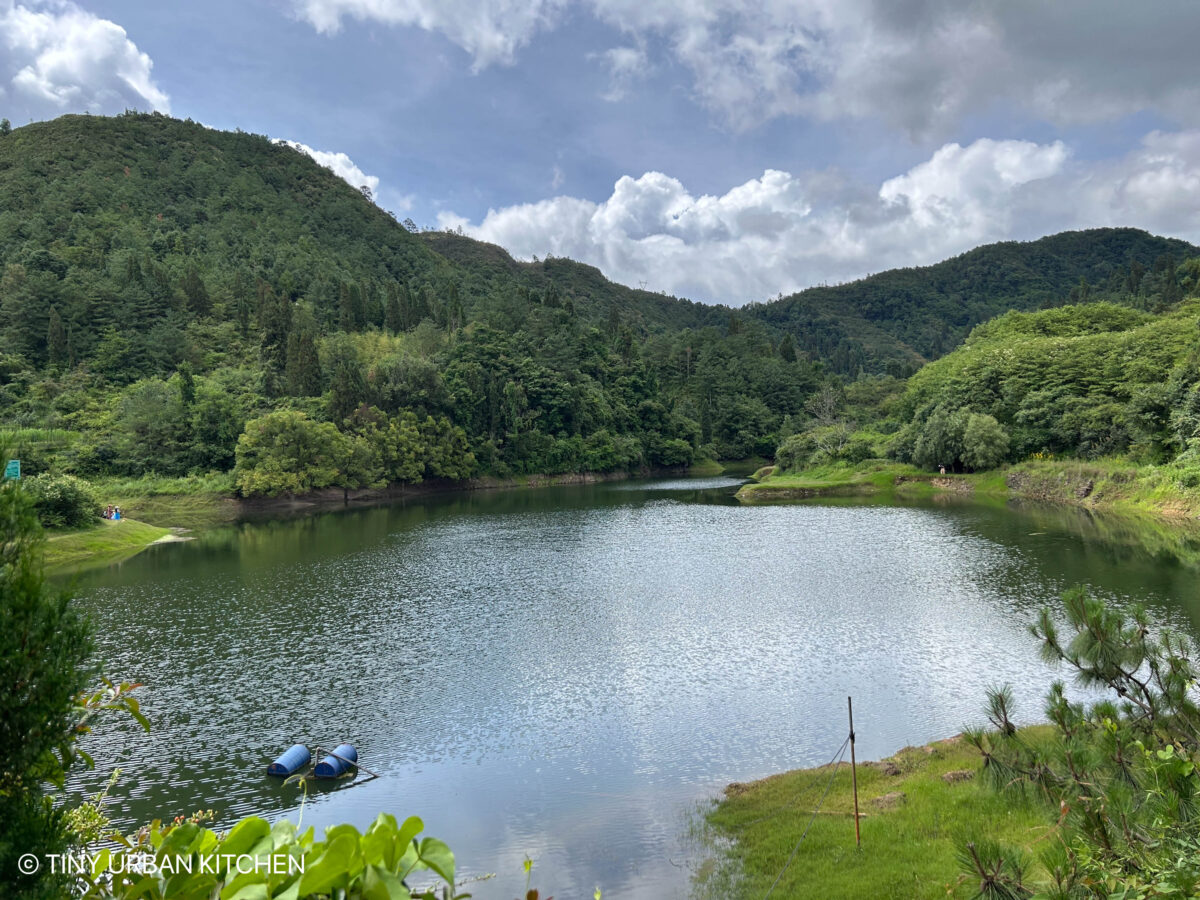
[23,473,100,528]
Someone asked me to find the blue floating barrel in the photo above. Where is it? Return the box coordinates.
[314,744,358,779]
[267,744,311,776]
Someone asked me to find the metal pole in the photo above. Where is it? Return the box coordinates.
[848,696,861,848]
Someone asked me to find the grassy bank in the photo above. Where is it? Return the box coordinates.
[42,517,172,573]
[735,461,930,501]
[699,730,1054,899]
[737,457,1200,520]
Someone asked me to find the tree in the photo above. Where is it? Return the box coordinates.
[284,305,322,397]
[0,460,92,899]
[257,283,291,394]
[180,265,210,317]
[778,332,797,363]
[233,410,350,496]
[0,119,10,136]
[46,306,66,369]
[964,588,1200,896]
[176,361,196,407]
[912,404,970,471]
[961,412,1009,471]
[384,284,402,335]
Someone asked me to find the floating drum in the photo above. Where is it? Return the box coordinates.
[267,744,311,777]
[314,744,358,779]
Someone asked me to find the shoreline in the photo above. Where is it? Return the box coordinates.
[46,462,730,572]
[735,458,1200,523]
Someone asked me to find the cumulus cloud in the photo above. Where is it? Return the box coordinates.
[273,139,382,196]
[0,0,168,120]
[291,0,1200,134]
[438,130,1200,305]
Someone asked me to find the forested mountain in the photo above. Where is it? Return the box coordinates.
[1,112,1196,493]
[0,113,809,490]
[747,228,1199,375]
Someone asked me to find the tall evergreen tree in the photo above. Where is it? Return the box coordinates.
[46,306,66,368]
[258,283,291,392]
[778,332,797,363]
[384,283,402,335]
[177,361,196,407]
[285,305,323,396]
[180,265,210,316]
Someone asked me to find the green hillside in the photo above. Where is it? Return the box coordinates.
[0,113,812,491]
[4,112,1198,498]
[748,228,1198,374]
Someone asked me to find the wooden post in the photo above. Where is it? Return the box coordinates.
[849,696,861,848]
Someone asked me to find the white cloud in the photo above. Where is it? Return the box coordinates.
[593,44,647,101]
[0,0,168,120]
[438,130,1200,305]
[291,0,1200,134]
[273,139,382,197]
[292,0,564,68]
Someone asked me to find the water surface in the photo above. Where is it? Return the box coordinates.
[68,478,1200,898]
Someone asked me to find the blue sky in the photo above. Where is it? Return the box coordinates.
[4,0,1200,303]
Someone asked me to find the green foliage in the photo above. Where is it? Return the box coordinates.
[22,472,99,528]
[0,459,92,899]
[885,301,1200,469]
[233,410,358,496]
[964,588,1200,897]
[82,813,464,900]
[961,414,1010,472]
[750,229,1197,375]
[0,113,821,485]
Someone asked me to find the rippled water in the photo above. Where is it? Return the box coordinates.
[67,478,1200,898]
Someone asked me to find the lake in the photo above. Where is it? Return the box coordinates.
[67,476,1200,898]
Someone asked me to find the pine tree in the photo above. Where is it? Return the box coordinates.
[338,282,353,332]
[285,306,323,396]
[258,284,291,390]
[181,265,210,316]
[177,362,196,407]
[232,271,252,338]
[779,332,796,363]
[384,284,402,335]
[46,306,67,368]
[349,283,366,331]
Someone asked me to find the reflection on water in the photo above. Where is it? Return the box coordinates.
[67,477,1200,899]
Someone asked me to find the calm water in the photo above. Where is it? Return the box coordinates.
[67,477,1200,898]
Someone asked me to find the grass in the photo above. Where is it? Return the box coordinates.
[688,459,727,476]
[90,472,238,529]
[42,517,172,573]
[735,461,924,500]
[698,730,1056,900]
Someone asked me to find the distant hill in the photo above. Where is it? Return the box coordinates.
[746,228,1199,375]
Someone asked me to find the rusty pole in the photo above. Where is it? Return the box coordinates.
[849,696,861,848]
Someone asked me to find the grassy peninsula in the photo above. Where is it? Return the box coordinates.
[699,732,1054,899]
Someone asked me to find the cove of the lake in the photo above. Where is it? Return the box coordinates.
[67,476,1200,899]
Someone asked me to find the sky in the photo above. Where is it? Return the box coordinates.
[3,0,1200,305]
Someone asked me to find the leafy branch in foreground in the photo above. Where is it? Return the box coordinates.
[81,813,465,900]
[964,587,1200,898]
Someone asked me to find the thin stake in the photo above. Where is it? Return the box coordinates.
[316,745,382,780]
[848,696,861,848]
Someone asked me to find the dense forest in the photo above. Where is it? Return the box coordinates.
[1,113,1197,496]
[775,299,1200,476]
[0,113,815,494]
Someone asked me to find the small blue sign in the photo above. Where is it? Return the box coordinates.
[4,459,19,480]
